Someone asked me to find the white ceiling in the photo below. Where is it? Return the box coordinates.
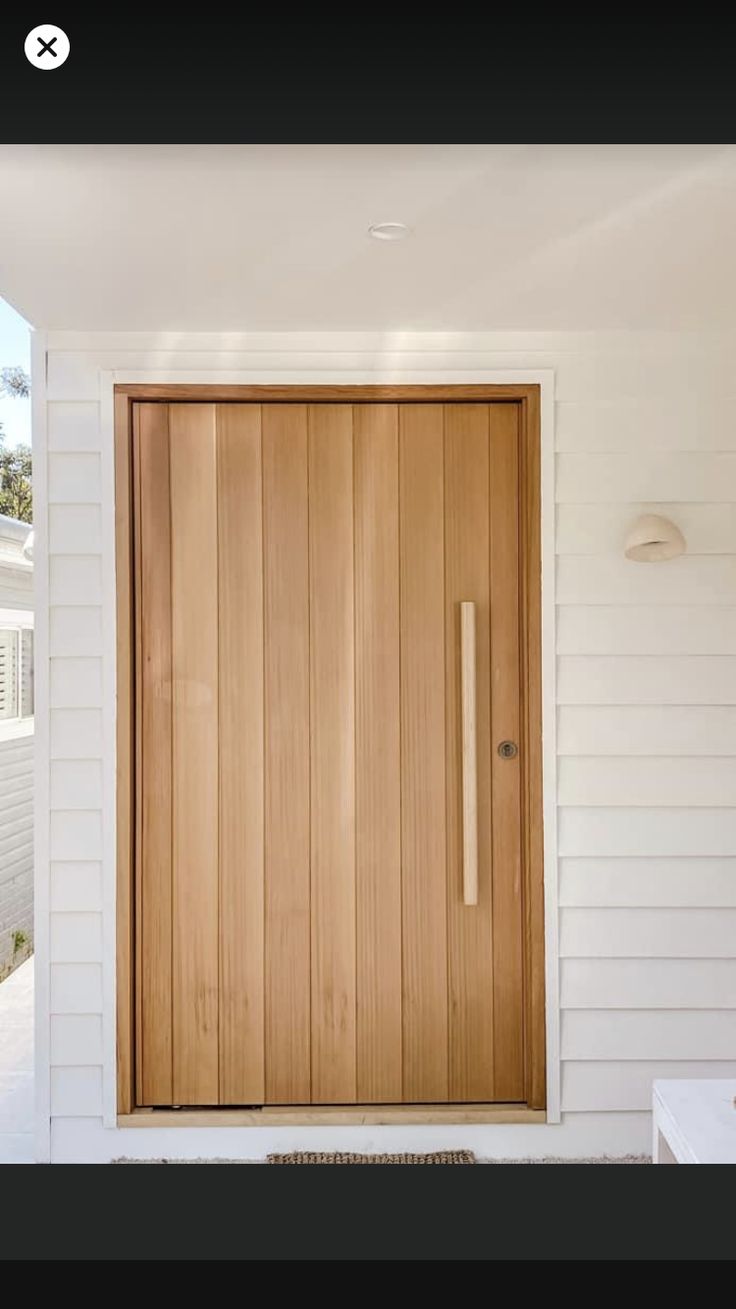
[2,144,736,331]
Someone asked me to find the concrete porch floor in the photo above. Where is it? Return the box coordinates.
[0,956,34,1163]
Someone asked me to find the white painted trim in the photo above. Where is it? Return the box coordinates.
[539,377,561,1122]
[32,330,51,1164]
[0,718,34,744]
[99,376,118,1130]
[51,1112,651,1163]
[46,328,736,354]
[113,368,551,387]
[0,609,33,627]
[96,361,558,1151]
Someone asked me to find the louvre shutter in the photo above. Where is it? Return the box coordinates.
[0,630,19,720]
[20,629,33,718]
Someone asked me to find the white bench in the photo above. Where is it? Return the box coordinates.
[653,1079,736,1164]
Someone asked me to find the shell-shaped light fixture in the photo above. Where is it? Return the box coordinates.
[624,514,686,563]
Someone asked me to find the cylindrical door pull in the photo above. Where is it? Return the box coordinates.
[460,602,478,906]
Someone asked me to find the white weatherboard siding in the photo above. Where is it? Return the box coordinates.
[0,735,33,974]
[0,523,34,979]
[35,330,736,1162]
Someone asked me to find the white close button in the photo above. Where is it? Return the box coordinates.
[24,25,71,70]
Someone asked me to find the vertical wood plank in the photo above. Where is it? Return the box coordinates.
[217,405,265,1104]
[460,603,478,907]
[170,404,220,1104]
[489,404,525,1101]
[520,390,546,1109]
[399,405,448,1102]
[354,405,402,1103]
[308,405,357,1103]
[115,392,134,1113]
[133,410,144,1102]
[136,403,173,1105]
[445,406,494,1101]
[263,405,311,1103]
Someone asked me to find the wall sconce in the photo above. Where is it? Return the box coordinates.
[624,514,686,563]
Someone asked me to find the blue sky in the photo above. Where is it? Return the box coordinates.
[0,297,31,449]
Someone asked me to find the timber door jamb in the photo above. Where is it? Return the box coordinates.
[114,383,545,1120]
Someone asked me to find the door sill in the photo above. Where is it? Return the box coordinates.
[119,1104,546,1128]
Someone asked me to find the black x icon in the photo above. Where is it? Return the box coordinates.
[37,35,57,58]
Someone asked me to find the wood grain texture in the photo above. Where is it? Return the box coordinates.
[135,404,173,1105]
[117,387,546,1116]
[115,392,134,1114]
[354,405,402,1102]
[132,412,144,1104]
[170,404,220,1104]
[520,388,546,1109]
[120,1104,545,1127]
[263,406,311,1103]
[217,405,264,1104]
[399,405,448,1102]
[460,604,478,906]
[116,384,539,403]
[308,405,357,1102]
[444,407,494,1100]
[489,404,525,1102]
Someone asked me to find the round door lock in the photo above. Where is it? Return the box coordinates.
[497,740,518,760]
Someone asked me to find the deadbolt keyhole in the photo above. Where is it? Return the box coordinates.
[497,740,518,760]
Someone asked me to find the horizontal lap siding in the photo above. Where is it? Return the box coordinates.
[558,758,736,807]
[40,334,736,1156]
[562,1061,736,1111]
[45,399,106,1084]
[0,736,34,973]
[560,908,736,957]
[561,1011,736,1060]
[559,858,736,906]
[561,958,736,1007]
[557,606,736,655]
[559,706,736,756]
[0,530,34,975]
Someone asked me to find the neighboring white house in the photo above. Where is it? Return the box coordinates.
[0,513,34,978]
[0,144,734,1164]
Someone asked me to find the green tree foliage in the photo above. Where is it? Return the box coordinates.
[0,366,32,523]
[0,444,32,522]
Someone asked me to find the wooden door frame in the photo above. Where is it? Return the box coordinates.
[115,383,545,1121]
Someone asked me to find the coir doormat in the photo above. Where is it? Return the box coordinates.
[267,1150,475,1164]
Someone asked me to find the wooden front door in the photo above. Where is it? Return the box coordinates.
[127,395,543,1108]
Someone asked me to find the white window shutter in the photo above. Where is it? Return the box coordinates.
[20,629,33,718]
[0,630,19,720]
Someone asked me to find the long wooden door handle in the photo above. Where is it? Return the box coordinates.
[460,602,478,906]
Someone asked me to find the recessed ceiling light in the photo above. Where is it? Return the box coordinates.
[368,221,411,241]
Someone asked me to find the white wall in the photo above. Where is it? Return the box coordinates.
[0,523,34,978]
[35,330,736,1162]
